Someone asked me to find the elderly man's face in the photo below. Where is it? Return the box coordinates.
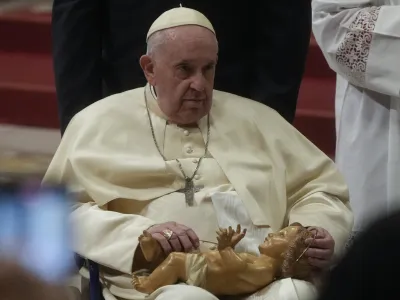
[141,26,218,125]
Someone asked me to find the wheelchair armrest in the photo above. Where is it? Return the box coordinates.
[74,254,104,300]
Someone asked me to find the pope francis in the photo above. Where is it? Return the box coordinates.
[44,7,353,300]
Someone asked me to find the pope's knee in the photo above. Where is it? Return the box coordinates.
[292,279,318,300]
[250,278,317,300]
[154,284,218,300]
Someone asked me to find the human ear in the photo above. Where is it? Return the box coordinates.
[140,55,156,85]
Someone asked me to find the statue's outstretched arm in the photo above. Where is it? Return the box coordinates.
[216,225,247,271]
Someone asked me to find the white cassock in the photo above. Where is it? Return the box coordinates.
[44,85,352,300]
[312,1,400,232]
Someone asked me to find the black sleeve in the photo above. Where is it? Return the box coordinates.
[101,1,176,96]
[52,0,103,134]
[251,0,311,123]
[317,212,400,300]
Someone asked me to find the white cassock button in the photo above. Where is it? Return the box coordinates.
[194,174,201,180]
[192,158,199,163]
[183,130,189,136]
[186,147,193,154]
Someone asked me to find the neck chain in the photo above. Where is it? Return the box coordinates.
[144,88,211,206]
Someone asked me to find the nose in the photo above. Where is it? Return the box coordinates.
[189,72,206,92]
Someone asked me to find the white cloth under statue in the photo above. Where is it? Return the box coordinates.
[211,192,271,255]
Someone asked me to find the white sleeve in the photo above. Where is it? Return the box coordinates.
[72,202,156,275]
[42,114,156,275]
[312,1,400,97]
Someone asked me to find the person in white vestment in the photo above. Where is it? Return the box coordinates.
[312,1,400,235]
[44,7,353,300]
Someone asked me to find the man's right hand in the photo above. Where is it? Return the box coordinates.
[146,221,200,255]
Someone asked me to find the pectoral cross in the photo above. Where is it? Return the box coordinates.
[177,178,204,206]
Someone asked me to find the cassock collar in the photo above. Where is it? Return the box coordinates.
[145,84,169,120]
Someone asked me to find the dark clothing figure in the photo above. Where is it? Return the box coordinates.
[52,1,311,133]
[318,210,400,300]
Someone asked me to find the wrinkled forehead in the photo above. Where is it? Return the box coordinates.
[163,25,218,49]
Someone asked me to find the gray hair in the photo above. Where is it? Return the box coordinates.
[146,29,177,57]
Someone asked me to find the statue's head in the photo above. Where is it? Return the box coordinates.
[140,7,218,126]
[258,224,315,280]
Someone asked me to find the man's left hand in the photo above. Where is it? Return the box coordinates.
[305,226,335,269]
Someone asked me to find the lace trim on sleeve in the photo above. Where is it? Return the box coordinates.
[336,7,381,86]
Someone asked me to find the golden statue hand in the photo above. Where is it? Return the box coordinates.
[216,225,247,250]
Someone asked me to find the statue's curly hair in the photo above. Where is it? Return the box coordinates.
[280,226,314,281]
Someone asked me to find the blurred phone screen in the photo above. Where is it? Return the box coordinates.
[0,180,74,283]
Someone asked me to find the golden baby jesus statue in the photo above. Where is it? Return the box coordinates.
[132,224,315,296]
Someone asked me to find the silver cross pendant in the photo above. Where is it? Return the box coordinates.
[177,179,204,206]
[184,178,195,206]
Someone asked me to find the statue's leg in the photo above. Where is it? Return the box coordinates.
[133,252,187,294]
[139,231,162,262]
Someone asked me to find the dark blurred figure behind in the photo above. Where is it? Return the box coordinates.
[317,210,400,300]
[52,1,311,134]
[0,260,71,300]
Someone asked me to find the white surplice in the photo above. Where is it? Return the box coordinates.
[312,0,400,232]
